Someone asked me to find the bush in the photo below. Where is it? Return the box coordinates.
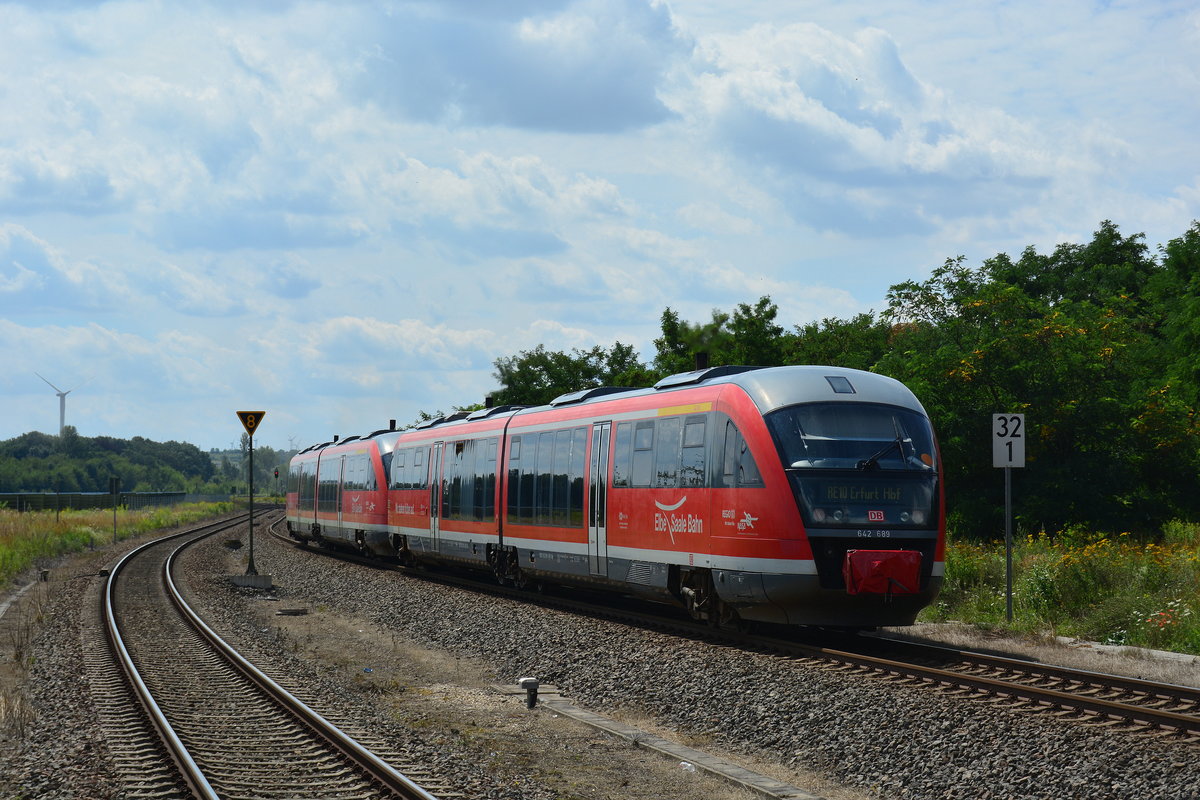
[924,522,1200,655]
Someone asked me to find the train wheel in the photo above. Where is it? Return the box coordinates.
[681,569,714,622]
[681,569,747,631]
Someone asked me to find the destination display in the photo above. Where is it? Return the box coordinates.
[790,474,937,528]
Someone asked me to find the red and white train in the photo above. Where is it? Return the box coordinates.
[286,365,945,628]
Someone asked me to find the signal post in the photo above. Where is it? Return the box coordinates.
[233,410,272,589]
[993,413,1025,622]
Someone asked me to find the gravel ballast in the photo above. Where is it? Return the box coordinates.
[3,523,1199,799]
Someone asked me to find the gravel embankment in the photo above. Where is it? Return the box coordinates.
[230,534,1199,800]
[2,523,1198,800]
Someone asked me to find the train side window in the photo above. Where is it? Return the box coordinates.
[738,436,763,486]
[535,431,555,525]
[475,436,498,521]
[414,447,426,490]
[720,420,764,488]
[378,452,391,488]
[569,427,587,525]
[517,438,534,524]
[444,440,473,521]
[654,416,682,488]
[611,422,632,487]
[398,450,412,489]
[681,415,707,487]
[552,428,573,526]
[506,435,522,524]
[631,421,655,487]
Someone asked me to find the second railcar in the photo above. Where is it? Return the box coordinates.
[286,428,398,555]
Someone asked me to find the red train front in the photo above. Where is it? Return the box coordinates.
[289,365,944,629]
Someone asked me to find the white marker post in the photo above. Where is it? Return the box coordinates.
[993,413,1025,622]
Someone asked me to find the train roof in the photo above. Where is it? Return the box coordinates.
[293,365,928,453]
[719,365,928,417]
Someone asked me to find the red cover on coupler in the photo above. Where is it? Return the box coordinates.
[842,550,922,596]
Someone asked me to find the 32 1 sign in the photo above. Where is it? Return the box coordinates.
[992,413,1025,468]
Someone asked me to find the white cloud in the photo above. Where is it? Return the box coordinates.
[0,224,129,311]
[357,0,686,132]
[0,0,1196,449]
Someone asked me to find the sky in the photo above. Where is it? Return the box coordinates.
[2,0,1198,453]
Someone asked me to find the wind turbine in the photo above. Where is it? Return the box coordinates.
[35,372,86,436]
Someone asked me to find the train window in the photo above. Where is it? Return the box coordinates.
[506,428,587,527]
[681,415,707,487]
[472,438,491,521]
[738,435,762,486]
[611,423,632,487]
[535,432,555,525]
[506,435,523,524]
[393,451,405,489]
[317,458,340,512]
[378,452,391,487]
[766,403,937,472]
[719,420,763,489]
[631,421,655,487]
[569,427,587,525]
[443,440,474,521]
[552,429,573,525]
[654,417,682,488]
[412,447,427,490]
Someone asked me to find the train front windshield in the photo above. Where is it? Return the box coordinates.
[766,402,939,529]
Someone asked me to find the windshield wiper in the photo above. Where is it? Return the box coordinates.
[857,437,901,470]
[858,417,908,470]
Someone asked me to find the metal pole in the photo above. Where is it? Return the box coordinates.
[1005,465,1013,622]
[246,434,258,575]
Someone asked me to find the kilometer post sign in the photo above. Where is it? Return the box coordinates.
[992,413,1025,468]
[993,412,1024,622]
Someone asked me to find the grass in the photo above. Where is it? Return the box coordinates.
[0,502,233,586]
[922,521,1200,655]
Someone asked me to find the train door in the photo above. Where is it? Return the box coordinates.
[588,422,611,576]
[429,442,444,553]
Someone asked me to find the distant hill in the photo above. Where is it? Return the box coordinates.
[0,427,289,494]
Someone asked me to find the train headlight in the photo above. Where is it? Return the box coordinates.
[832,509,845,522]
[900,511,911,523]
[812,508,827,523]
[912,509,927,525]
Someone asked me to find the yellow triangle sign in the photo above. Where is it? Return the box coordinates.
[236,410,266,436]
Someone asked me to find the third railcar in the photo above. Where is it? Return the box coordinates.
[287,365,945,628]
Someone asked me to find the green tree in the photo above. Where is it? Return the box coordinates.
[788,313,891,370]
[652,296,790,375]
[728,296,789,366]
[492,342,648,407]
[652,307,731,375]
[880,244,1197,535]
[1156,221,1200,404]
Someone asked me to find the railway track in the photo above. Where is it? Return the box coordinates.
[103,513,442,799]
[271,521,1200,744]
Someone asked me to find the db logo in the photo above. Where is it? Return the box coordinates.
[868,510,885,522]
